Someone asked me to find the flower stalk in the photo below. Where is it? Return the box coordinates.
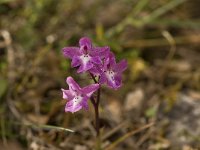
[90,73,101,137]
[95,87,101,136]
[91,95,100,136]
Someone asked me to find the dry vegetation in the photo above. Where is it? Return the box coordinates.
[0,0,200,149]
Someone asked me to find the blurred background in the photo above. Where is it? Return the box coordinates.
[0,0,200,149]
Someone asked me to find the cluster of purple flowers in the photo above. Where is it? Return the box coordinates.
[61,37,127,113]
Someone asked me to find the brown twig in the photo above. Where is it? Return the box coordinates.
[123,34,200,48]
[101,121,128,141]
[105,122,155,150]
[135,127,153,147]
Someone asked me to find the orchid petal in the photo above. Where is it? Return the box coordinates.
[103,52,115,70]
[79,37,92,49]
[61,89,74,100]
[81,97,90,110]
[77,62,93,73]
[107,76,120,89]
[71,56,81,67]
[65,99,82,113]
[114,59,127,73]
[91,56,101,64]
[66,77,81,93]
[62,47,80,59]
[113,74,122,88]
[108,52,116,68]
[99,73,107,84]
[91,46,110,58]
[77,56,93,73]
[89,65,102,75]
[82,84,99,97]
[102,70,122,89]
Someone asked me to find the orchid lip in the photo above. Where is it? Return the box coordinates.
[73,96,83,105]
[80,55,91,64]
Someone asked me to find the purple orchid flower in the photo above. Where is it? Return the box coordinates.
[62,37,109,73]
[99,52,127,89]
[61,76,99,113]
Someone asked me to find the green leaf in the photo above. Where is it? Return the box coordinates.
[145,107,157,118]
[21,123,74,133]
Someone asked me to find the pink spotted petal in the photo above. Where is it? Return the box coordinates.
[105,72,122,89]
[65,100,82,113]
[107,77,120,89]
[77,60,93,73]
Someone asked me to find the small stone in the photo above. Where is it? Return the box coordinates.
[75,145,87,150]
[124,88,144,111]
